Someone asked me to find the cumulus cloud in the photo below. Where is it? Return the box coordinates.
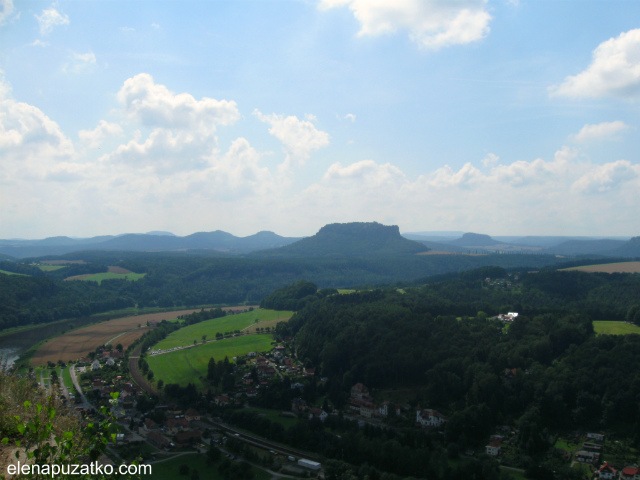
[78,120,124,149]
[254,110,330,168]
[572,160,640,194]
[319,0,492,50]
[118,73,239,132]
[35,5,69,36]
[550,29,640,99]
[0,88,75,183]
[571,121,629,143]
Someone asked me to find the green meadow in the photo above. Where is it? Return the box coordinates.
[36,265,66,271]
[153,309,292,350]
[0,269,27,276]
[147,334,274,388]
[593,321,640,336]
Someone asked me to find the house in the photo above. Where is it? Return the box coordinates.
[174,430,201,447]
[91,360,101,371]
[597,462,617,480]
[146,431,170,449]
[351,383,369,400]
[144,418,157,431]
[105,358,115,367]
[246,388,257,398]
[308,408,328,422]
[167,418,189,434]
[485,440,501,456]
[575,450,599,464]
[621,465,640,480]
[292,398,308,413]
[185,409,200,422]
[587,432,605,442]
[416,407,446,427]
[214,395,230,407]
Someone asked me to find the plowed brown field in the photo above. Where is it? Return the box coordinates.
[31,307,256,366]
[563,261,640,273]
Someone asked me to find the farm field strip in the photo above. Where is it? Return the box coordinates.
[30,308,223,366]
[147,334,274,389]
[562,261,640,273]
[153,309,292,350]
[64,271,146,284]
[593,321,640,335]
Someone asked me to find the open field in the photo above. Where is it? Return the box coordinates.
[594,321,640,336]
[30,309,219,366]
[64,271,146,284]
[147,335,274,388]
[417,251,486,256]
[153,309,292,350]
[35,265,66,271]
[107,266,133,274]
[0,269,27,276]
[562,261,640,273]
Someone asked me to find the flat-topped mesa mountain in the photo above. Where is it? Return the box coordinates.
[254,222,430,257]
[447,232,505,248]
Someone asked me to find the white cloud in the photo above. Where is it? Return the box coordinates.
[63,51,97,74]
[117,73,239,132]
[571,160,640,194]
[151,23,160,29]
[29,39,49,47]
[254,109,330,168]
[571,121,629,143]
[319,0,492,50]
[550,29,640,99]
[344,113,356,122]
[35,5,69,36]
[0,88,76,183]
[481,152,499,167]
[78,120,123,149]
[105,74,242,174]
[1,0,15,26]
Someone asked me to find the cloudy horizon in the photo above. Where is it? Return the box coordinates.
[1,0,640,239]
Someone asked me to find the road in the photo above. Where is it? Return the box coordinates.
[69,364,91,409]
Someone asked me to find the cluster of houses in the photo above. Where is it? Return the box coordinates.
[598,463,640,480]
[142,408,203,449]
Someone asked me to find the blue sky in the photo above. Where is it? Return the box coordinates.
[1,0,639,239]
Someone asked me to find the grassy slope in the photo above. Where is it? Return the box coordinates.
[147,335,274,388]
[154,309,292,350]
[593,321,640,335]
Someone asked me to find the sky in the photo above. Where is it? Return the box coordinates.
[1,0,639,239]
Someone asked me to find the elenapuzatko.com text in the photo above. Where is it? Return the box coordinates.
[6,461,151,477]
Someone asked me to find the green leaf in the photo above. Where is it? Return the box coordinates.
[1,437,8,445]
[36,403,42,414]
[23,400,31,410]
[110,391,120,400]
[16,424,25,435]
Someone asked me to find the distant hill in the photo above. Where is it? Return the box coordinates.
[255,222,429,257]
[544,239,627,256]
[447,232,505,247]
[0,231,301,258]
[607,236,640,257]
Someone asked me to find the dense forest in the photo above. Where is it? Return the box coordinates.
[271,272,640,445]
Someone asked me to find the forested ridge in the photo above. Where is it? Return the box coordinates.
[0,251,566,331]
